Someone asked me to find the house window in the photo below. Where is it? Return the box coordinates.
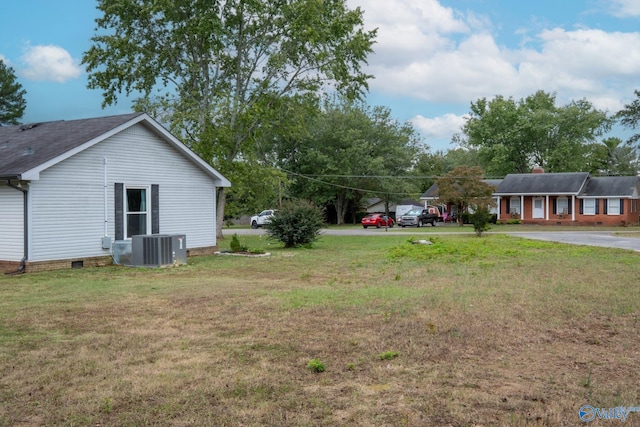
[556,197,568,215]
[583,199,596,215]
[490,198,499,214]
[607,198,620,215]
[509,197,520,214]
[125,187,150,237]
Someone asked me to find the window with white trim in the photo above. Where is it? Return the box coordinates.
[490,198,499,214]
[125,186,150,238]
[607,198,620,215]
[583,199,596,215]
[556,197,568,215]
[509,197,520,214]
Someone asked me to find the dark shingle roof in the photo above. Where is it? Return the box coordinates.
[0,112,144,179]
[494,172,589,195]
[580,176,640,197]
[421,179,502,199]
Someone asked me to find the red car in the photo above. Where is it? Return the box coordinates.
[361,213,394,229]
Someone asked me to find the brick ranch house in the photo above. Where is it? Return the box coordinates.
[422,170,640,226]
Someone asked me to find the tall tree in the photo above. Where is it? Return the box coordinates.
[591,137,639,176]
[276,100,421,224]
[412,148,480,196]
[0,59,27,126]
[459,91,612,176]
[616,89,640,147]
[82,0,376,237]
[436,166,495,224]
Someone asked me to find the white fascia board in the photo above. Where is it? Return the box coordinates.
[493,192,579,196]
[579,195,632,199]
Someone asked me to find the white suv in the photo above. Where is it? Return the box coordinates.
[250,209,276,228]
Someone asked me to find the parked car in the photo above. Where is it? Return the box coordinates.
[361,213,394,229]
[250,209,276,228]
[399,207,439,227]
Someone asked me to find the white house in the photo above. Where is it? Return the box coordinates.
[0,112,230,273]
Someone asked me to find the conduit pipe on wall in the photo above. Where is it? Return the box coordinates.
[5,179,27,274]
[104,158,108,238]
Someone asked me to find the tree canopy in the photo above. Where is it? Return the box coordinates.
[276,100,422,224]
[591,137,639,176]
[616,89,640,148]
[459,91,612,176]
[0,59,27,126]
[82,0,376,236]
[436,166,495,224]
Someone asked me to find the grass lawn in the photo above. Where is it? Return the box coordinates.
[1,233,639,426]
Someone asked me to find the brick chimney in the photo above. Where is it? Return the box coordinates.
[532,167,544,174]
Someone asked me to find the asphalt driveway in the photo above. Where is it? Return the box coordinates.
[507,231,640,252]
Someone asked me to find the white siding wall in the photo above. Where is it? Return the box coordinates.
[28,124,218,262]
[0,185,25,261]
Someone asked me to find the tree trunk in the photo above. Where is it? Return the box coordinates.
[216,187,227,240]
[334,194,348,225]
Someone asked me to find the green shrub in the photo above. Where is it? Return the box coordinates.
[378,351,399,360]
[230,233,248,253]
[470,207,492,236]
[307,359,325,373]
[265,200,324,248]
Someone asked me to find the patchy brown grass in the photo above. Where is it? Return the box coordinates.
[0,234,639,426]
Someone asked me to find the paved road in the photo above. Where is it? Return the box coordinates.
[226,227,640,252]
[508,231,640,252]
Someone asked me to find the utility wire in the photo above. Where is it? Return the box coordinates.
[279,167,427,196]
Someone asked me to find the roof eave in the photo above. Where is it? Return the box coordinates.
[141,115,232,187]
[493,192,581,196]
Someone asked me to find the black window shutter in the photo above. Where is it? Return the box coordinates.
[568,199,572,215]
[552,198,557,214]
[604,199,608,215]
[595,199,599,215]
[506,198,510,213]
[115,183,124,240]
[579,199,583,214]
[620,199,624,215]
[151,184,160,234]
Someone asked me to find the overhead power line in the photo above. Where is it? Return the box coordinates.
[279,167,426,196]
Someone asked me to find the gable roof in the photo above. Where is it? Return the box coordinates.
[0,112,230,186]
[580,176,640,198]
[494,172,589,195]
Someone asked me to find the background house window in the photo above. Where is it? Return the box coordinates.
[607,198,620,215]
[490,198,499,214]
[509,197,520,214]
[583,199,596,215]
[125,187,150,237]
[556,197,568,215]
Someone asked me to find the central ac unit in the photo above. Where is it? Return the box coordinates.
[131,234,187,267]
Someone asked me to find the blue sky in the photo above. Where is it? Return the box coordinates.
[1,0,639,152]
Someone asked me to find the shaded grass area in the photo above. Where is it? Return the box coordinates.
[1,234,639,426]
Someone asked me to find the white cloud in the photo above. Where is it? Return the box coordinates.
[350,0,640,117]
[411,113,466,139]
[609,0,640,17]
[19,45,82,83]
